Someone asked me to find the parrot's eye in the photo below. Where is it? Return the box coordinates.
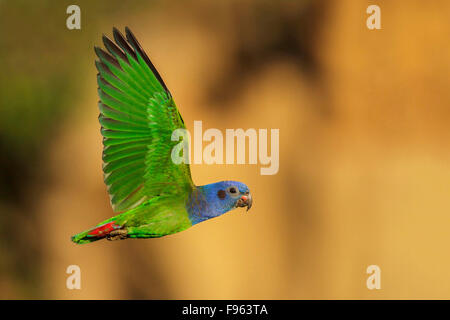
[227,186,239,197]
[217,189,226,199]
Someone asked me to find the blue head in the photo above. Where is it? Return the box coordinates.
[187,181,252,225]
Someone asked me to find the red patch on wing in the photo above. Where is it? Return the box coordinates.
[88,222,120,237]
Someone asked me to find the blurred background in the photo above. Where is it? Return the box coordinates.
[0,0,449,299]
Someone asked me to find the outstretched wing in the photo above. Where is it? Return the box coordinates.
[95,27,193,212]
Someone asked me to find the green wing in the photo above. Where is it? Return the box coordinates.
[95,27,193,212]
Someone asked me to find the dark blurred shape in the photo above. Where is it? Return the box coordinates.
[206,0,326,105]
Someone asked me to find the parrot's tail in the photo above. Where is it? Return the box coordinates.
[71,221,121,244]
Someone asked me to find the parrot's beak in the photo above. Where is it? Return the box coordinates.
[236,192,253,212]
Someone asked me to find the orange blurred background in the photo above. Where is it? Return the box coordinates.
[0,0,449,299]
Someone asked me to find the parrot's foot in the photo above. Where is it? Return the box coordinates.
[106,229,128,241]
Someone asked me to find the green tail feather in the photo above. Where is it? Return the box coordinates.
[71,229,102,244]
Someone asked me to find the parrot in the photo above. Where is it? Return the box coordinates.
[71,27,252,244]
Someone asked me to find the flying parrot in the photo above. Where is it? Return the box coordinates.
[71,27,252,244]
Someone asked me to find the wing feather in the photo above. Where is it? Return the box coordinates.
[96,27,193,212]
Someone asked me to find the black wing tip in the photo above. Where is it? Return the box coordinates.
[94,45,101,55]
[124,26,133,36]
[97,26,171,95]
[121,27,171,95]
[94,46,109,63]
[112,27,125,42]
[124,27,139,48]
[94,59,103,70]
[101,34,110,46]
[103,34,129,63]
[95,45,122,70]
[112,27,138,61]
